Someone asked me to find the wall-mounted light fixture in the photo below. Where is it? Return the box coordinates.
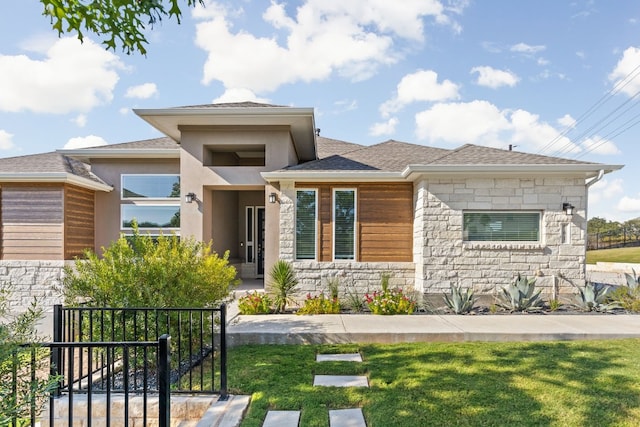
[185,192,198,204]
[562,202,575,216]
[268,192,278,204]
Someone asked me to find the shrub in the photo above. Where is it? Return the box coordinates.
[497,274,544,312]
[0,289,60,425]
[268,260,299,313]
[63,223,239,308]
[364,274,416,315]
[609,270,640,312]
[297,293,341,315]
[237,291,272,315]
[443,284,476,314]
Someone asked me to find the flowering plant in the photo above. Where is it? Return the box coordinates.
[364,287,416,315]
[297,293,341,315]
[237,291,272,315]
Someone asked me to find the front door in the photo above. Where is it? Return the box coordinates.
[257,207,265,276]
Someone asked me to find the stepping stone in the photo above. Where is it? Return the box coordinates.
[263,410,300,427]
[313,375,369,387]
[329,408,366,427]
[317,353,362,362]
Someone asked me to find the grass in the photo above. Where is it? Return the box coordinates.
[586,246,640,264]
[216,340,640,427]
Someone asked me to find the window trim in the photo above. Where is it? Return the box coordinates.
[121,174,180,201]
[332,188,357,261]
[462,210,542,243]
[295,189,318,261]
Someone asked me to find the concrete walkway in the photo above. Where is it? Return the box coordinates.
[227,313,640,346]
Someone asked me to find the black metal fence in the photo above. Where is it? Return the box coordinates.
[5,304,227,426]
[54,304,228,396]
[8,336,170,427]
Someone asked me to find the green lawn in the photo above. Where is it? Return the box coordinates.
[586,246,640,264]
[225,340,640,427]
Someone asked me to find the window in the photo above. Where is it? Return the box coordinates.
[122,205,180,229]
[296,190,317,260]
[122,175,180,199]
[333,189,356,260]
[463,212,540,242]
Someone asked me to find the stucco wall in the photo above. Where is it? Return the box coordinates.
[413,176,587,296]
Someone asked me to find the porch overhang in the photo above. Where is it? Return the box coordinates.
[134,106,318,162]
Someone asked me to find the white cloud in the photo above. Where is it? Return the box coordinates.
[380,70,460,117]
[333,99,358,113]
[510,42,546,54]
[72,114,87,127]
[536,57,550,66]
[581,136,621,155]
[63,135,108,149]
[125,83,158,99]
[557,114,577,128]
[369,117,399,136]
[0,129,15,150]
[470,66,519,89]
[617,196,640,213]
[589,178,624,205]
[212,88,270,103]
[414,100,580,152]
[609,46,640,96]
[194,0,463,94]
[0,37,122,114]
[415,100,509,145]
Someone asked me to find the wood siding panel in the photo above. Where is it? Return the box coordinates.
[296,182,413,262]
[1,185,65,260]
[64,185,95,259]
[358,184,413,262]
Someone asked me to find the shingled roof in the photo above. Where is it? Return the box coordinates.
[0,151,110,189]
[284,140,600,172]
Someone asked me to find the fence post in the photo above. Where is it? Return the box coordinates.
[158,334,171,427]
[219,303,228,401]
[52,304,63,397]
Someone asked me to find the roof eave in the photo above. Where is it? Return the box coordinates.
[261,171,405,183]
[57,148,181,160]
[402,164,624,178]
[0,173,113,192]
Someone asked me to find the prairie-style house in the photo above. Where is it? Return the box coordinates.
[0,102,622,310]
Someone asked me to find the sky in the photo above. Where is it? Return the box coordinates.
[0,0,639,222]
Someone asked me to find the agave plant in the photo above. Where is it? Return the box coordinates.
[624,269,640,290]
[574,281,613,312]
[443,284,476,314]
[498,274,544,312]
[268,260,299,313]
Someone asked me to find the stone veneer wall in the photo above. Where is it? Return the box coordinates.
[291,261,415,296]
[1,261,65,313]
[414,176,587,297]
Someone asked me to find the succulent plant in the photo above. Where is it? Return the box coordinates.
[498,274,544,312]
[443,284,476,314]
[574,281,614,312]
[624,269,640,291]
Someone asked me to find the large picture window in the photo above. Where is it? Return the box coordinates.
[463,211,541,242]
[122,205,180,229]
[333,189,356,260]
[122,174,180,199]
[296,190,317,260]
